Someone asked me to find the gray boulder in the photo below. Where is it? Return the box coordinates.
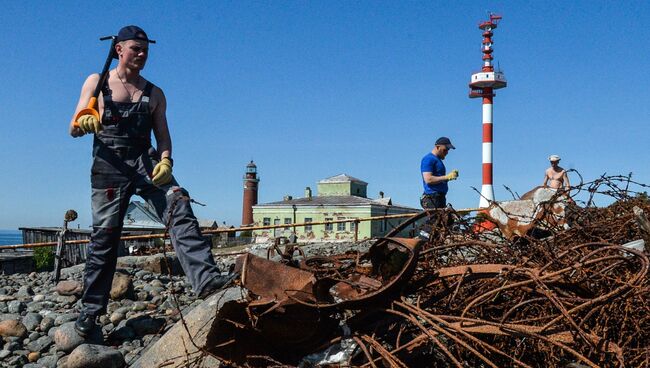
[52,322,102,353]
[65,344,125,368]
[22,313,42,331]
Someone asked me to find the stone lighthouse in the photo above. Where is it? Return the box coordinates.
[241,160,259,226]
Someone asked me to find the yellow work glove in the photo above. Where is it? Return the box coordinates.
[77,114,102,134]
[445,169,459,181]
[152,158,173,186]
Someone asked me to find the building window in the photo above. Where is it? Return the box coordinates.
[304,218,313,231]
[284,218,292,230]
[325,218,333,231]
[350,219,356,232]
[337,217,346,231]
[263,218,271,226]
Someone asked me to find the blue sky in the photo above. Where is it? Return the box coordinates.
[1,1,648,230]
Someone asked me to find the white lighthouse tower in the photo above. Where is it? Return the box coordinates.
[469,13,507,208]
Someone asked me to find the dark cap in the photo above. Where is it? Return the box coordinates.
[435,137,455,149]
[113,26,155,59]
[116,25,156,44]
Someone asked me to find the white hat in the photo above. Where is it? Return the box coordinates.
[548,155,561,162]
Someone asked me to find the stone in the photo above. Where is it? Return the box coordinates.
[52,322,102,353]
[36,354,58,368]
[132,302,147,312]
[32,294,45,302]
[7,300,25,314]
[107,322,135,342]
[65,344,125,368]
[125,315,166,337]
[0,313,21,321]
[5,354,27,366]
[26,335,53,353]
[54,313,78,326]
[0,320,28,338]
[16,286,34,298]
[0,349,10,358]
[110,272,134,300]
[22,313,43,331]
[27,301,57,313]
[40,317,55,333]
[0,295,16,302]
[132,287,245,368]
[117,254,184,275]
[109,311,126,325]
[28,351,40,362]
[54,294,78,305]
[4,341,20,351]
[55,280,83,296]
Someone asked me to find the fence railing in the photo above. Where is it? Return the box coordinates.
[0,208,479,250]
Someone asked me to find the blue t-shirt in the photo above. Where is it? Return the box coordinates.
[421,152,447,194]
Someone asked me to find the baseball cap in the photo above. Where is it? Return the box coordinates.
[548,154,561,162]
[113,26,156,59]
[435,137,455,149]
[116,25,156,43]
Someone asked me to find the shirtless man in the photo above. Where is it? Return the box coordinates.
[69,26,233,337]
[542,155,570,191]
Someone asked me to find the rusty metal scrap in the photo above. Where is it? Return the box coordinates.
[205,175,650,367]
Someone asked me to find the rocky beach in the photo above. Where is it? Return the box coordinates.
[0,241,368,368]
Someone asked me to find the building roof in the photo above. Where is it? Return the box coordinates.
[197,219,218,228]
[124,202,165,229]
[18,227,92,234]
[318,174,368,185]
[254,195,416,211]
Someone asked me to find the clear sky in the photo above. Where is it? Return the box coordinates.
[1,1,648,230]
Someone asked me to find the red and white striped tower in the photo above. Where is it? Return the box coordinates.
[469,13,507,208]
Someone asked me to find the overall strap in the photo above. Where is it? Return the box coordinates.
[101,80,122,124]
[137,82,154,112]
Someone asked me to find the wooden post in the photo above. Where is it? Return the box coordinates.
[52,221,67,283]
[354,219,360,242]
[52,210,77,283]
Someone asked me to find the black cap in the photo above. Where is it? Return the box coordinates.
[116,25,155,43]
[435,137,455,149]
[113,26,155,59]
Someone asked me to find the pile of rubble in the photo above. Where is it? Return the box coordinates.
[141,175,650,368]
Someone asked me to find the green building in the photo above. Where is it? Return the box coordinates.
[251,174,418,242]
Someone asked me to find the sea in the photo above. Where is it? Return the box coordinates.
[0,229,22,246]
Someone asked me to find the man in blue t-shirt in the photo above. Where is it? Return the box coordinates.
[420,137,459,209]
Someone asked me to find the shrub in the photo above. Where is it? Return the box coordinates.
[33,247,54,271]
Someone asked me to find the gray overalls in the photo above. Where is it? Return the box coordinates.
[81,82,222,316]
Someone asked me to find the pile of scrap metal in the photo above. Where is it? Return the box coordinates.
[204,176,650,367]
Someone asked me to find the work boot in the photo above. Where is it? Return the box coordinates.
[197,273,238,299]
[74,311,98,338]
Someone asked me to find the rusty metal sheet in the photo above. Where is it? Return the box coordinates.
[234,253,316,305]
